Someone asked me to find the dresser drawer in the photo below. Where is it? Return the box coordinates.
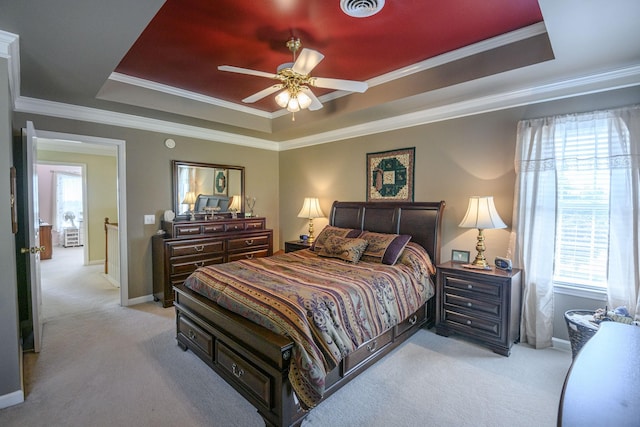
[227,249,270,262]
[443,293,501,317]
[244,220,265,230]
[170,255,225,275]
[178,314,213,358]
[225,221,246,232]
[228,234,270,251]
[202,223,227,234]
[168,239,225,257]
[443,309,501,339]
[343,328,393,374]
[216,341,271,407]
[173,224,203,237]
[443,275,501,299]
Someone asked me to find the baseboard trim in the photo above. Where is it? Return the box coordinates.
[127,294,155,306]
[0,390,24,409]
[101,273,120,288]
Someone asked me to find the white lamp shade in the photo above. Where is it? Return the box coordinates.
[228,194,242,212]
[297,197,325,219]
[182,191,197,205]
[275,90,290,108]
[459,196,507,230]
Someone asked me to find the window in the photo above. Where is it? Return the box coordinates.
[553,122,621,290]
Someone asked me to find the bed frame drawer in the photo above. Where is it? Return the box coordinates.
[216,341,272,407]
[178,314,213,358]
[395,306,426,336]
[343,329,393,375]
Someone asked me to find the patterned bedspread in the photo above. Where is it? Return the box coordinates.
[183,242,435,409]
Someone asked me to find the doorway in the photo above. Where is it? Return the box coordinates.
[33,129,129,315]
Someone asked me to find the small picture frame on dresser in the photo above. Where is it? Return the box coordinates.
[451,249,470,263]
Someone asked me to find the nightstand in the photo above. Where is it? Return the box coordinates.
[436,261,522,356]
[284,240,312,253]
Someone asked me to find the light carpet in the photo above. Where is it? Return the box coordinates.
[1,260,572,426]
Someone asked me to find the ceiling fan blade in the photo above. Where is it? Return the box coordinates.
[218,65,277,79]
[301,88,323,111]
[242,84,284,103]
[292,48,325,75]
[312,77,368,93]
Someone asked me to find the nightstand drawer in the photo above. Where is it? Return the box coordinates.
[444,293,501,317]
[444,310,501,338]
[443,275,501,299]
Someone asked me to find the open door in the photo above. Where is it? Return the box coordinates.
[16,121,44,352]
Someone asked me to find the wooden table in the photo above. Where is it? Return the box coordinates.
[558,321,640,426]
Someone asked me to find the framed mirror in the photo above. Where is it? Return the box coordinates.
[172,160,245,221]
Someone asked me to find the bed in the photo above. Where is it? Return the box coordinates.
[173,200,445,427]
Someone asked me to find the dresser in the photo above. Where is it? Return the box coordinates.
[436,261,521,356]
[39,223,53,260]
[152,217,273,307]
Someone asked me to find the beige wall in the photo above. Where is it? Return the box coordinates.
[37,151,117,263]
[279,88,640,265]
[11,114,280,300]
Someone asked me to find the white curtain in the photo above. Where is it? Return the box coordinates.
[52,171,83,232]
[510,105,640,348]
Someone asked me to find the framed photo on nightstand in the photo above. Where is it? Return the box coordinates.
[451,249,470,263]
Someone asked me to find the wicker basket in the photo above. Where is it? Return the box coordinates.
[564,310,599,359]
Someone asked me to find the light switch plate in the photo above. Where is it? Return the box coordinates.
[144,215,155,225]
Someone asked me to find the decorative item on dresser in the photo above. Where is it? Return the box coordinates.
[436,261,521,356]
[152,217,273,307]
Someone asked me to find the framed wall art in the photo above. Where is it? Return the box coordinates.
[366,147,415,202]
[214,168,228,196]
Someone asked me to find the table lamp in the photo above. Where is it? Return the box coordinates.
[182,191,197,221]
[297,197,325,242]
[459,196,506,269]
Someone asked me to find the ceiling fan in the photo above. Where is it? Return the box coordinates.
[218,38,368,117]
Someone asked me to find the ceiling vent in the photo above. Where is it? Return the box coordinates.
[340,0,385,18]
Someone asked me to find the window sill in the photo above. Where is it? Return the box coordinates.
[553,283,607,301]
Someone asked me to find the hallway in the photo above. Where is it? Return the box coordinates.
[40,246,119,322]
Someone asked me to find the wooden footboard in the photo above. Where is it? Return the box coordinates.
[174,283,435,427]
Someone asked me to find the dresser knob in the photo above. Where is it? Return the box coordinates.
[195,261,204,267]
[194,245,204,252]
[244,239,254,246]
[245,254,254,260]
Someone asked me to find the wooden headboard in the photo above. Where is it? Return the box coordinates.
[329,200,446,266]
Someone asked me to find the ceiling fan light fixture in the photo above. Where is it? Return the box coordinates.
[275,90,290,108]
[297,91,312,109]
[340,0,385,18]
[287,97,301,112]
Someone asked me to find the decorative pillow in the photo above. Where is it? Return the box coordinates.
[317,236,369,263]
[312,226,361,252]
[358,231,412,265]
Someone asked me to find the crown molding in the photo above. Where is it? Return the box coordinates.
[278,63,640,150]
[14,96,280,151]
[0,30,20,108]
[13,63,640,152]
